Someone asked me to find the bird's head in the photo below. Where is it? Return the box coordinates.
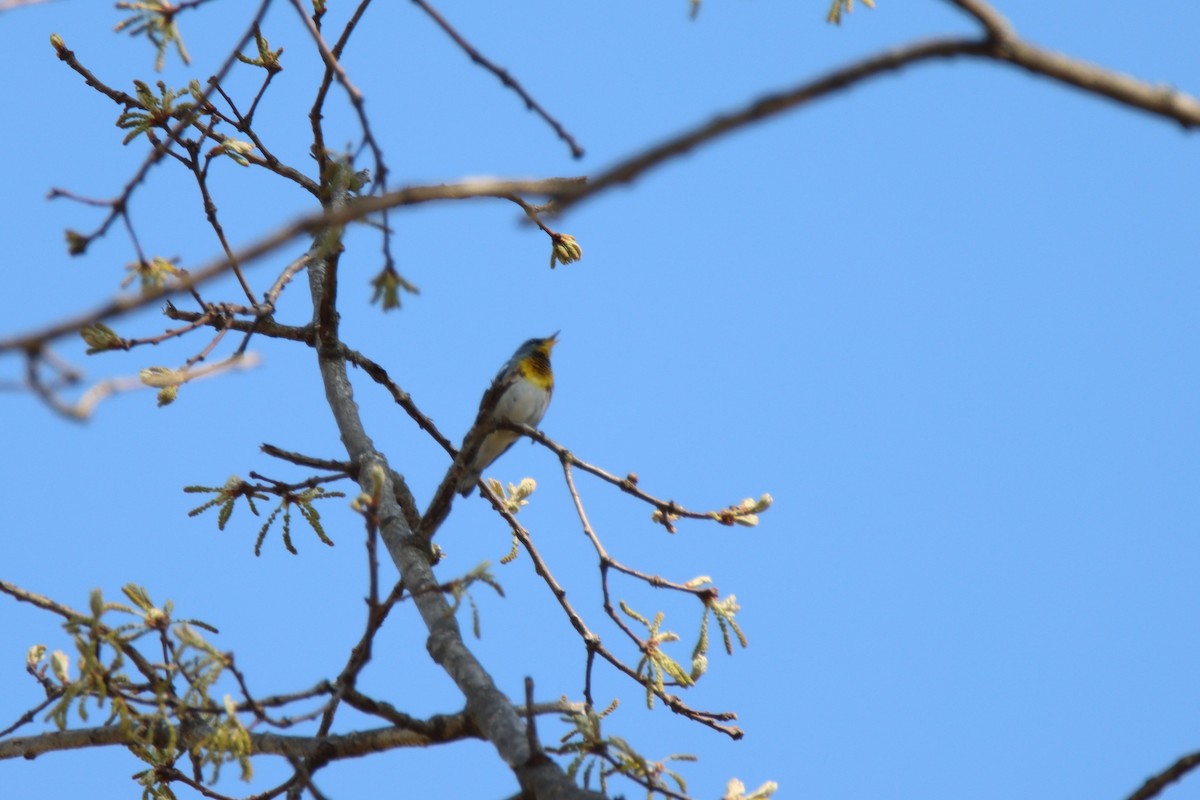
[509,332,559,386]
[515,331,559,361]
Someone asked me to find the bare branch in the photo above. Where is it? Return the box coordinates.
[291,0,384,179]
[302,180,603,800]
[1126,751,1200,800]
[409,0,584,158]
[161,310,457,462]
[550,29,1200,215]
[48,0,275,253]
[998,36,1200,124]
[23,349,259,421]
[0,178,582,353]
[943,0,1015,42]
[478,482,744,739]
[0,721,479,762]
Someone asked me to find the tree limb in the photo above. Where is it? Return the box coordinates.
[303,183,603,799]
[1126,751,1200,800]
[0,721,478,762]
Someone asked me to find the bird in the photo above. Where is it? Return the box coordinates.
[457,332,559,496]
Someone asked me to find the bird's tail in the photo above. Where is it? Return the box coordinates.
[457,469,482,497]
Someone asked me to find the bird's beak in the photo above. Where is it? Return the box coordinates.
[546,331,560,348]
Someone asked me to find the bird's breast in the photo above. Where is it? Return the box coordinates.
[494,377,551,427]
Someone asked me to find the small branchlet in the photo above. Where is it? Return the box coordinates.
[650,505,682,533]
[709,494,773,528]
[208,138,256,167]
[117,81,196,145]
[350,463,388,515]
[48,32,69,59]
[696,593,747,675]
[620,602,694,709]
[185,475,267,532]
[187,693,254,783]
[251,486,342,556]
[114,1,192,71]
[503,194,584,269]
[134,354,257,408]
[555,703,695,798]
[188,467,348,555]
[138,365,184,406]
[549,232,583,269]
[123,255,184,294]
[320,156,370,196]
[723,778,779,800]
[486,477,538,516]
[24,644,56,694]
[369,266,419,311]
[498,534,521,565]
[64,229,89,257]
[23,584,225,767]
[80,323,126,355]
[826,0,875,25]
[235,25,283,73]
[651,492,773,532]
[445,563,505,639]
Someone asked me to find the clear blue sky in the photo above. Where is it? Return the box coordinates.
[2,1,1199,799]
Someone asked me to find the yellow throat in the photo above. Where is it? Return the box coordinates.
[518,342,555,390]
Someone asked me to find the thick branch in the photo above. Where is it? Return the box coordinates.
[0,721,477,762]
[303,188,602,799]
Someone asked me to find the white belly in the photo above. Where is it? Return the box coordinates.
[494,377,550,427]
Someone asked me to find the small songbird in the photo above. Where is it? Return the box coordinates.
[457,332,559,496]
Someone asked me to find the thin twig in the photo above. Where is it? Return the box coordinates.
[409,0,584,158]
[507,421,756,531]
[48,0,275,254]
[263,254,313,310]
[123,312,214,349]
[560,460,716,599]
[186,140,259,305]
[295,0,386,200]
[158,312,455,463]
[478,484,743,738]
[261,443,352,473]
[0,696,59,739]
[0,177,582,353]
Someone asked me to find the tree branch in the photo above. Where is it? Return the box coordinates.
[1126,751,1200,800]
[0,721,478,762]
[409,0,584,158]
[998,36,1200,125]
[549,20,1200,215]
[944,0,1015,42]
[12,11,1198,358]
[0,178,583,354]
[303,183,603,799]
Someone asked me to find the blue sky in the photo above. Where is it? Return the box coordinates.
[2,1,1199,799]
